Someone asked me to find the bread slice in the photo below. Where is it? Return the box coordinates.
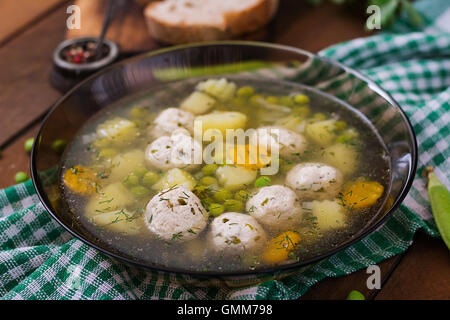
[144,0,279,44]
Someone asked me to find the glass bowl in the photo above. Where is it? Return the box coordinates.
[31,42,417,284]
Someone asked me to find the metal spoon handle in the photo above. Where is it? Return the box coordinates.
[94,0,121,59]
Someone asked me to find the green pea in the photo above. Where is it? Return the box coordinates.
[336,135,353,144]
[201,164,218,176]
[313,113,327,120]
[123,173,140,188]
[425,167,450,250]
[343,128,359,139]
[292,106,310,117]
[142,171,159,187]
[15,171,28,183]
[24,138,34,153]
[231,96,247,107]
[201,197,214,207]
[51,139,67,154]
[279,96,294,107]
[249,94,263,105]
[346,290,365,300]
[193,171,204,180]
[201,176,218,186]
[224,199,244,212]
[234,190,250,201]
[237,86,255,97]
[208,203,225,217]
[213,188,233,202]
[265,96,279,104]
[294,94,310,105]
[335,121,348,130]
[98,148,117,159]
[130,185,151,198]
[254,176,271,188]
[133,167,149,179]
[193,185,211,199]
[130,106,148,118]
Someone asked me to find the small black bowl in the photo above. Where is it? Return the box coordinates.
[50,37,119,93]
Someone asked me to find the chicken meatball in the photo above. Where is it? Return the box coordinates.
[145,129,202,171]
[251,126,308,160]
[285,162,343,200]
[150,107,194,139]
[145,186,208,242]
[246,185,303,230]
[208,212,267,255]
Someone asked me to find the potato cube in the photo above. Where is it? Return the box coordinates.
[107,149,145,182]
[312,199,347,231]
[322,143,359,175]
[180,91,216,115]
[96,117,138,145]
[194,111,247,138]
[152,168,197,191]
[306,119,337,146]
[90,209,142,235]
[215,165,257,191]
[85,182,134,216]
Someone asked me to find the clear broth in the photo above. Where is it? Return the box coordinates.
[60,77,391,272]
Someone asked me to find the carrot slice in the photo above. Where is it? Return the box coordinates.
[342,181,384,210]
[63,165,98,195]
[262,231,301,264]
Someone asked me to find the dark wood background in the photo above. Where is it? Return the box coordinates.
[0,0,448,300]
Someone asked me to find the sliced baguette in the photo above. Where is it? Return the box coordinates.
[144,0,279,44]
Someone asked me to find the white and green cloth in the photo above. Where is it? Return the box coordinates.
[0,0,448,299]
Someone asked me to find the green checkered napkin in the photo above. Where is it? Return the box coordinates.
[1,0,448,300]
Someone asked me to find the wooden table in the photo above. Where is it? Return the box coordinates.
[0,0,448,300]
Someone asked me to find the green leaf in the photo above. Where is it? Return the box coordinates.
[378,0,400,28]
[400,0,424,26]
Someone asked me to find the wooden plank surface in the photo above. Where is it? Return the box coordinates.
[268,0,370,52]
[0,0,448,300]
[375,233,450,300]
[0,0,65,46]
[0,125,39,189]
[0,6,68,148]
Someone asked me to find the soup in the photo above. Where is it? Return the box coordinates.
[60,77,391,272]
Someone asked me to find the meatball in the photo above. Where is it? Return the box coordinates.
[208,212,267,255]
[150,107,194,139]
[145,186,208,242]
[145,129,202,171]
[246,185,303,231]
[285,162,343,200]
[251,126,308,160]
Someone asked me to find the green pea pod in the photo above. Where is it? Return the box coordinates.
[427,171,450,250]
[153,60,272,81]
